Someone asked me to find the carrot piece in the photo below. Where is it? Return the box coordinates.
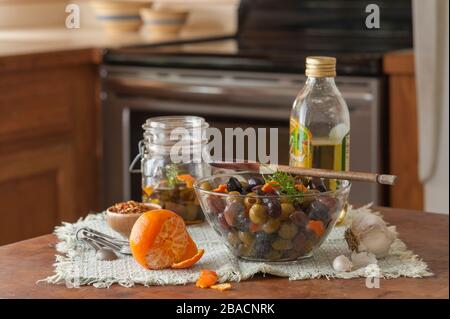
[210,283,232,291]
[212,184,228,193]
[196,270,218,288]
[176,174,196,188]
[294,183,308,192]
[261,181,279,193]
[308,220,325,237]
[249,222,262,233]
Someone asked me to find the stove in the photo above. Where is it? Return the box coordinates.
[101,0,413,207]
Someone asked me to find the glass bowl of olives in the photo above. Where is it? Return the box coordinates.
[194,171,351,262]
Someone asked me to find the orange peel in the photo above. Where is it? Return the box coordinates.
[195,269,218,288]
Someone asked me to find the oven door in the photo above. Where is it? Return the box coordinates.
[102,66,381,207]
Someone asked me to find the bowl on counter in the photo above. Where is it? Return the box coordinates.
[194,172,351,262]
[106,201,161,238]
[140,8,189,36]
[91,1,146,33]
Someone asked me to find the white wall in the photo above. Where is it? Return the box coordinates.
[413,0,449,214]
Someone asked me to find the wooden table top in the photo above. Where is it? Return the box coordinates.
[0,207,448,299]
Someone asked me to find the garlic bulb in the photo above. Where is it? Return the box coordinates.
[345,210,397,258]
[351,251,377,268]
[333,255,353,272]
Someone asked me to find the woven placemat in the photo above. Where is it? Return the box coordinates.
[42,205,432,288]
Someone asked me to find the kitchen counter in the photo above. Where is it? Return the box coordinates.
[0,207,447,299]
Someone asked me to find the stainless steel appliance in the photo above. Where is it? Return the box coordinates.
[102,65,381,206]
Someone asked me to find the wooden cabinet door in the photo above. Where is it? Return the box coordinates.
[0,144,76,245]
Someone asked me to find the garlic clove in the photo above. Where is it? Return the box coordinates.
[351,251,377,269]
[333,255,353,272]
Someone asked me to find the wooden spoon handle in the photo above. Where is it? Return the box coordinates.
[276,165,397,185]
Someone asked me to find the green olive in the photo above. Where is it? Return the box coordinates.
[280,203,295,220]
[227,232,241,248]
[279,196,292,204]
[244,192,262,209]
[262,218,281,234]
[226,191,243,204]
[278,222,298,239]
[272,239,293,251]
[238,243,253,257]
[200,181,213,191]
[249,203,268,224]
[265,249,283,261]
[238,231,255,246]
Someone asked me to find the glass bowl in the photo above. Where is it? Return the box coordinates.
[194,172,351,262]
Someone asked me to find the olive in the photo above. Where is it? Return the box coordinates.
[226,191,243,204]
[265,249,283,261]
[206,195,225,215]
[280,202,295,220]
[292,232,307,254]
[265,199,281,218]
[307,200,330,222]
[251,185,265,195]
[223,201,244,226]
[227,231,241,248]
[247,176,265,190]
[238,243,253,257]
[227,177,243,193]
[289,210,310,228]
[235,213,250,232]
[199,181,213,191]
[318,196,338,211]
[244,192,261,209]
[279,196,292,204]
[217,213,230,231]
[309,177,327,192]
[272,239,293,251]
[278,222,298,239]
[262,218,281,234]
[249,204,268,224]
[238,231,255,246]
[253,232,275,258]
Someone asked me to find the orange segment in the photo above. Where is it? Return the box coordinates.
[211,283,232,291]
[177,174,196,188]
[171,249,205,269]
[196,269,218,288]
[130,209,189,270]
[179,234,199,261]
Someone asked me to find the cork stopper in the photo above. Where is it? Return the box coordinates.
[305,56,336,77]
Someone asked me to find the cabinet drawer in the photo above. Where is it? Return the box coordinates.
[0,69,74,144]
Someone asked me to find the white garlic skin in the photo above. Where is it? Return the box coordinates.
[350,211,397,258]
[351,251,377,269]
[333,255,353,272]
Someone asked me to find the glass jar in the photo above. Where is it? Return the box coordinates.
[131,116,211,224]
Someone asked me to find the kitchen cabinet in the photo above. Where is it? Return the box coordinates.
[383,50,423,210]
[0,49,101,245]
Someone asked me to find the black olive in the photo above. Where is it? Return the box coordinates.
[309,177,328,192]
[251,185,265,195]
[247,176,265,190]
[254,232,276,258]
[264,198,281,218]
[234,212,250,232]
[289,210,310,228]
[307,200,330,222]
[227,176,243,193]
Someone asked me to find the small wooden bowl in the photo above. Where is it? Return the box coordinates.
[106,203,161,238]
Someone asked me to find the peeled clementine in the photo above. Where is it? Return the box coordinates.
[129,209,203,270]
[196,269,218,288]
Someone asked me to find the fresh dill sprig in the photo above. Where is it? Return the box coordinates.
[263,171,301,196]
[166,164,180,188]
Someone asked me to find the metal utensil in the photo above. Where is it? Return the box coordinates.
[209,161,397,185]
[76,227,132,256]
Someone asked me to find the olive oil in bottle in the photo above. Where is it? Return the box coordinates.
[289,56,350,224]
